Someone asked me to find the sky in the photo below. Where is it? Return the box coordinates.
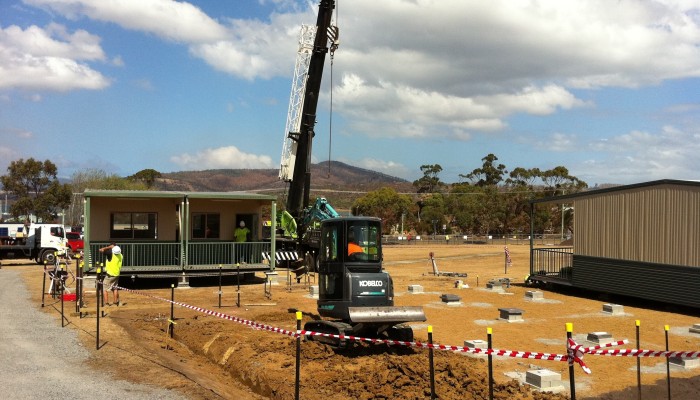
[1,0,699,187]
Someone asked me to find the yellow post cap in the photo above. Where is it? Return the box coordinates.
[635,320,640,327]
[566,322,573,332]
[664,325,670,331]
[428,325,433,333]
[487,327,492,335]
[296,311,302,320]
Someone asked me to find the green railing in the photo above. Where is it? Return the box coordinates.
[187,241,269,269]
[88,241,271,271]
[89,242,181,271]
[531,247,573,281]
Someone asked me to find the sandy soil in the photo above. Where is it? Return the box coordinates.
[9,243,700,399]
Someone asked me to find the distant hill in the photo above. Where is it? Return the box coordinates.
[155,161,414,209]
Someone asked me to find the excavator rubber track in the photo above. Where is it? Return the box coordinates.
[304,320,354,349]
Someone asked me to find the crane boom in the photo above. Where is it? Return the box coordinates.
[279,24,317,182]
[285,0,337,219]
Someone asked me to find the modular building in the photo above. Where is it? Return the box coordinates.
[83,190,278,279]
[528,179,700,308]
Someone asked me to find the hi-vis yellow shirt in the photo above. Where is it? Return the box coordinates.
[106,253,123,277]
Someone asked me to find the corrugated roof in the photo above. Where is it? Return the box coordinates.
[530,179,700,205]
[83,189,276,201]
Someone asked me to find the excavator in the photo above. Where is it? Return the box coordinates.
[275,0,426,347]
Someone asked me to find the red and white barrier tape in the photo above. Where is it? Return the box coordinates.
[586,347,700,358]
[114,285,699,374]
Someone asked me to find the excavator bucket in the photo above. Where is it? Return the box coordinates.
[348,306,426,324]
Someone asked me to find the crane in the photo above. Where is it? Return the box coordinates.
[275,0,425,347]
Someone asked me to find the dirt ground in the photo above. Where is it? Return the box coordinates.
[9,243,700,399]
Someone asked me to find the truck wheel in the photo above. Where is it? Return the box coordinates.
[40,249,57,265]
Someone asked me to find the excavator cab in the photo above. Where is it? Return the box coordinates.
[316,217,387,320]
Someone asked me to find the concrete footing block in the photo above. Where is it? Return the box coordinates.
[82,275,97,293]
[309,285,319,298]
[670,357,700,369]
[441,293,461,304]
[408,284,424,293]
[586,331,614,345]
[525,290,544,300]
[498,307,524,322]
[486,281,505,292]
[526,369,563,389]
[602,303,624,315]
[689,323,700,334]
[464,339,488,350]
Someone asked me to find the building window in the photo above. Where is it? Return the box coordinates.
[192,213,220,239]
[111,212,157,239]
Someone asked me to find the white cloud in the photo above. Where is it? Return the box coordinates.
[334,75,580,138]
[14,0,700,150]
[363,159,409,179]
[170,145,274,169]
[535,132,578,153]
[25,0,312,80]
[576,125,700,183]
[341,157,410,180]
[25,0,229,43]
[0,23,109,91]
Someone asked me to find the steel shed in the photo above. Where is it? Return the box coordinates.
[528,179,700,308]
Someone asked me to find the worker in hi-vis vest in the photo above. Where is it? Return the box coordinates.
[99,242,123,306]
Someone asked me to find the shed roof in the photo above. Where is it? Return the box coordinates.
[530,179,700,205]
[83,189,276,201]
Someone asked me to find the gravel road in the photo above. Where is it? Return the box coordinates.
[0,268,186,399]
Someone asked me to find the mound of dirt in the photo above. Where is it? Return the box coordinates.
[116,308,567,400]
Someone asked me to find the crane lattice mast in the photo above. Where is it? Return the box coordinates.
[279,24,317,182]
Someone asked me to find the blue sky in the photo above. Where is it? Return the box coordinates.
[1,0,699,187]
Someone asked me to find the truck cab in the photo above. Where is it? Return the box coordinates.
[0,223,67,264]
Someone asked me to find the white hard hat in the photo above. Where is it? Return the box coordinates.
[112,245,122,255]
[239,221,245,227]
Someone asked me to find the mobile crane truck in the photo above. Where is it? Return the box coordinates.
[275,0,426,347]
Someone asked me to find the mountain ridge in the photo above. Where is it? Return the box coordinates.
[155,160,413,194]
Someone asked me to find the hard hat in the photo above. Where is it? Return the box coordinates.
[240,221,245,227]
[112,245,122,255]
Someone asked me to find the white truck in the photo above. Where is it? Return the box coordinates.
[0,223,67,265]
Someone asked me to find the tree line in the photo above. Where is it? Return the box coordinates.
[2,155,586,237]
[0,158,160,225]
[351,154,587,237]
